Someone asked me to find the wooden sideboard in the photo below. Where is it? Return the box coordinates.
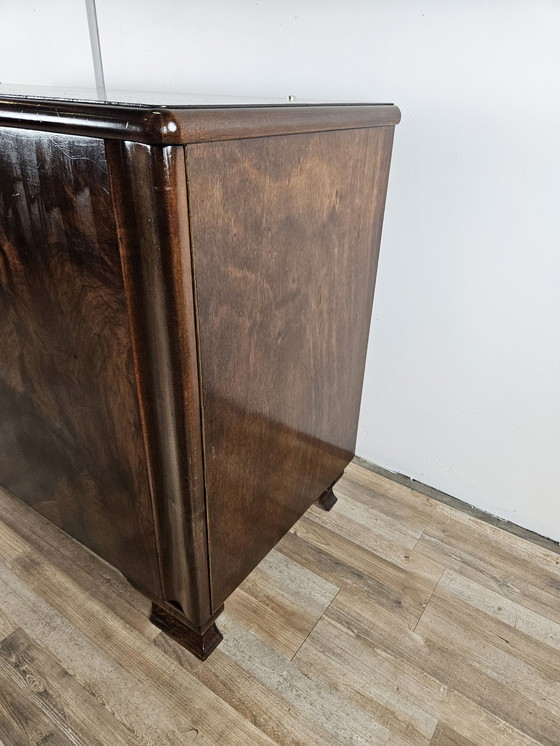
[0,88,399,659]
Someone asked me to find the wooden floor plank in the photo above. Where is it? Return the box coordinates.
[0,609,16,644]
[0,563,186,746]
[425,497,560,575]
[416,508,560,625]
[341,463,438,539]
[0,488,154,628]
[437,568,560,653]
[0,628,141,745]
[225,549,339,657]
[154,632,340,746]
[279,514,444,630]
[0,502,28,564]
[1,680,76,746]
[414,580,560,729]
[1,461,560,745]
[430,723,478,745]
[0,557,274,746]
[219,613,391,745]
[296,609,539,746]
[326,587,551,745]
[294,618,438,745]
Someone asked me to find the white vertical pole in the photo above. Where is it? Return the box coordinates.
[84,0,106,98]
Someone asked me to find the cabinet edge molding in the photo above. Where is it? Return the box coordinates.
[106,141,211,625]
[0,98,401,144]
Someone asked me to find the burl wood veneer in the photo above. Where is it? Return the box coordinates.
[0,88,399,658]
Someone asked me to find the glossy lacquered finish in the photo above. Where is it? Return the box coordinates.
[106,141,211,626]
[0,90,398,658]
[0,86,400,145]
[0,127,161,595]
[186,128,395,607]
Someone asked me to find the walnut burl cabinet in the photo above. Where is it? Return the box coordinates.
[0,88,399,659]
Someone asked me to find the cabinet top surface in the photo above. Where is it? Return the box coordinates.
[0,84,400,145]
[0,83,389,108]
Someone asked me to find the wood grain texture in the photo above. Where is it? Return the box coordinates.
[415,502,560,627]
[224,550,338,658]
[106,141,211,626]
[0,609,17,645]
[186,127,395,608]
[153,631,341,746]
[0,556,275,745]
[0,628,140,745]
[0,105,399,655]
[0,127,160,596]
[0,94,401,145]
[0,683,76,746]
[430,724,478,745]
[1,461,559,744]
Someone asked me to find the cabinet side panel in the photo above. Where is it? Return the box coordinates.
[0,127,161,595]
[106,142,211,624]
[186,126,395,608]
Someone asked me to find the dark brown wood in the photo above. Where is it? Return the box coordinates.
[105,141,211,626]
[150,603,224,661]
[318,489,338,512]
[317,474,343,511]
[186,127,395,608]
[0,89,401,145]
[0,126,161,597]
[0,93,398,659]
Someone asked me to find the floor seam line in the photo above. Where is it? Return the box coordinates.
[290,587,341,662]
[413,566,446,634]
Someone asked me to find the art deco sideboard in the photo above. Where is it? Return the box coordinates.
[0,87,400,658]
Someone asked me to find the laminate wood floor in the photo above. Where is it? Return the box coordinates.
[1,461,559,745]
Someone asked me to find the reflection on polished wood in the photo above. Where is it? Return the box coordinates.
[0,85,401,144]
[1,462,559,744]
[186,128,394,607]
[0,91,398,656]
[0,128,161,596]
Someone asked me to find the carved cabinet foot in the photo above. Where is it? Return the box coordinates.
[150,603,224,660]
[317,487,338,511]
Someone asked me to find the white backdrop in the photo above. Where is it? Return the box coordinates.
[2,1,560,541]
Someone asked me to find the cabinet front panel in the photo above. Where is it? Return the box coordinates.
[186,127,395,608]
[0,127,161,595]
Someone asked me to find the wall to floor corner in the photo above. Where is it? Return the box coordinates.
[2,1,560,541]
[348,4,560,543]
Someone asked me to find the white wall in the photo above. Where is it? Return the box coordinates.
[2,2,560,541]
[0,1,94,88]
